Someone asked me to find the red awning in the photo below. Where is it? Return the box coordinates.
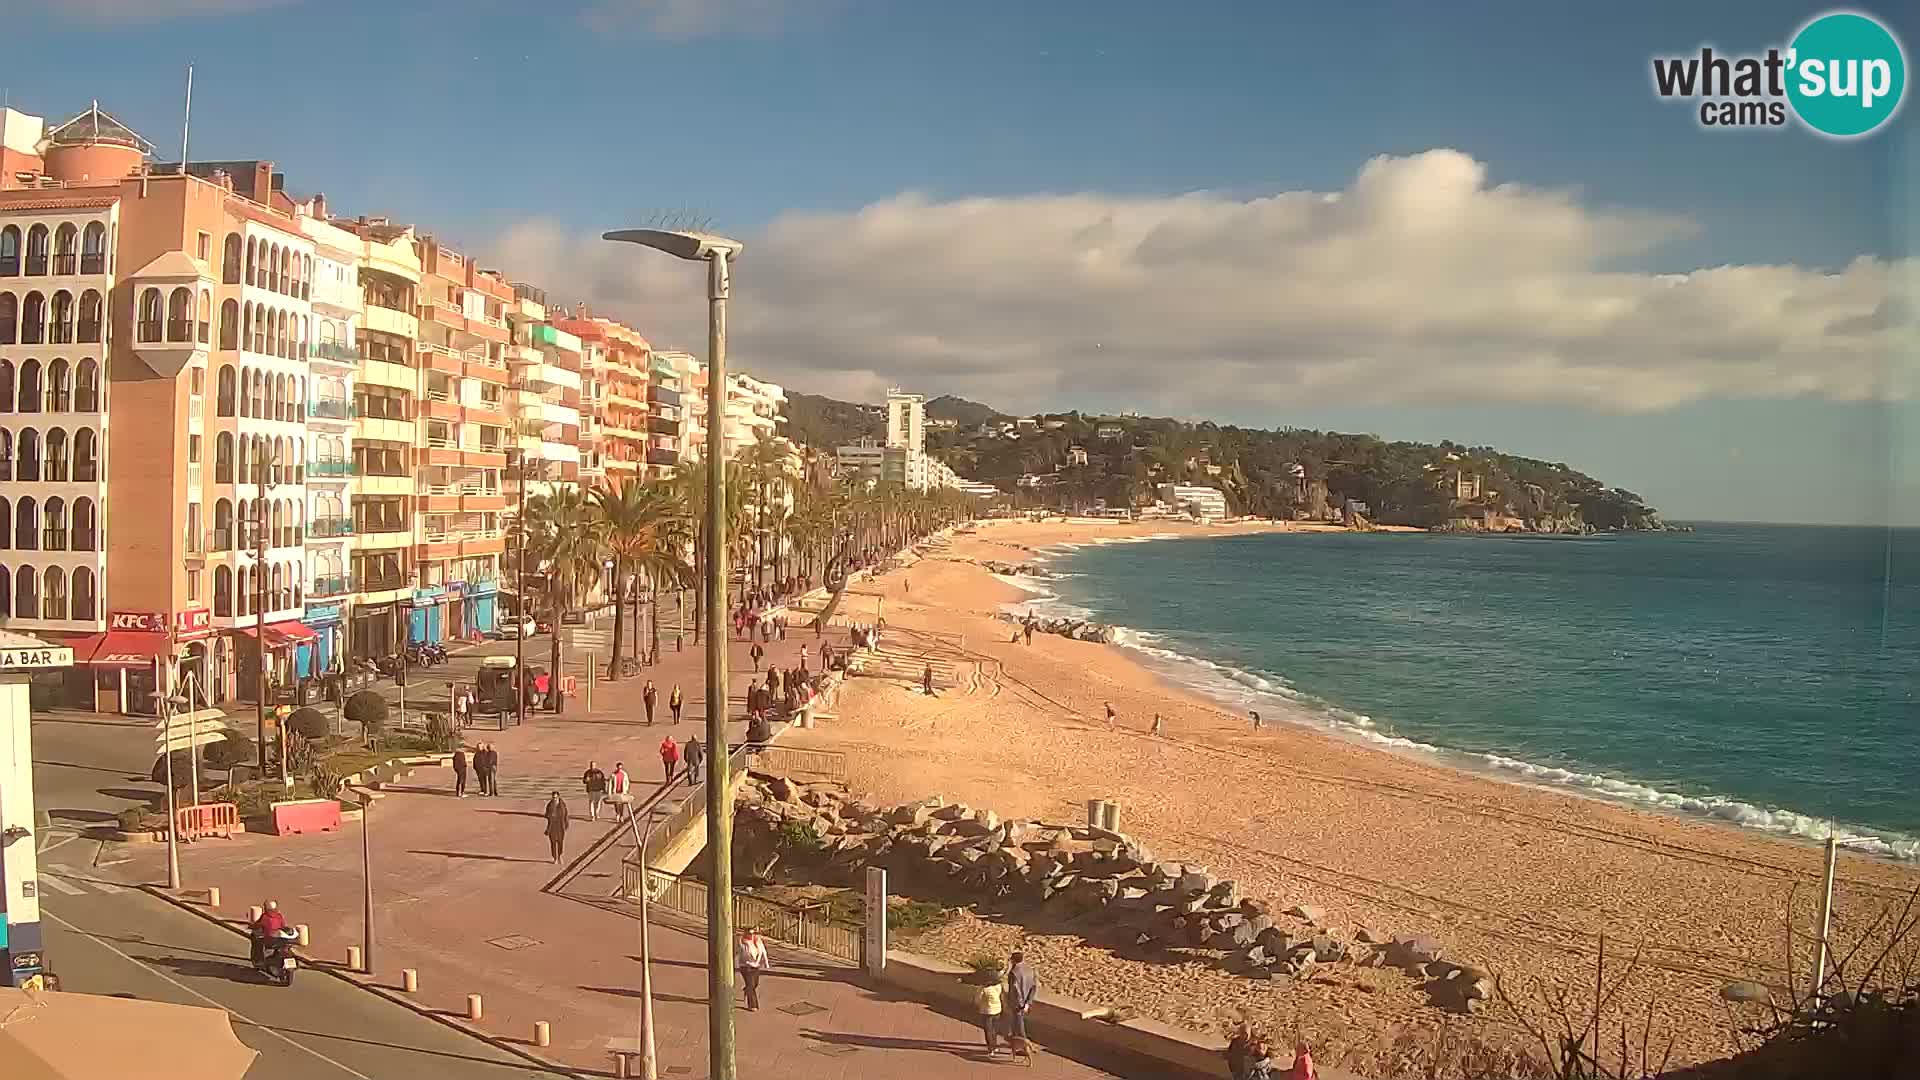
[71,630,171,667]
[232,621,316,647]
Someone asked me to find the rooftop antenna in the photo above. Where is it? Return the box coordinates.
[179,65,194,170]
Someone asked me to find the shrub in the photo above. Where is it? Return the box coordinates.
[776,820,824,853]
[965,953,1004,981]
[202,734,255,770]
[425,712,458,752]
[886,899,949,932]
[149,749,196,787]
[344,690,387,735]
[308,761,343,801]
[286,707,331,739]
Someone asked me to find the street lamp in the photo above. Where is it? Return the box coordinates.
[150,688,192,891]
[602,227,743,1080]
[611,794,667,1080]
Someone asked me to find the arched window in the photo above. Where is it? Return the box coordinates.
[235,566,248,617]
[303,255,313,298]
[137,287,163,342]
[47,359,70,412]
[0,433,9,482]
[45,428,67,481]
[20,291,44,344]
[271,501,284,547]
[72,566,96,620]
[73,427,97,482]
[75,358,98,411]
[289,251,302,296]
[0,498,8,547]
[0,359,12,412]
[251,370,265,417]
[197,288,211,344]
[14,566,36,617]
[237,436,251,487]
[214,498,233,550]
[222,233,242,284]
[220,299,238,350]
[48,290,73,343]
[14,496,36,550]
[275,310,288,359]
[52,224,77,274]
[24,225,49,275]
[17,360,39,413]
[252,303,266,353]
[42,566,66,620]
[214,565,232,617]
[42,497,66,551]
[276,246,288,294]
[246,237,258,285]
[0,292,14,345]
[214,432,233,483]
[0,564,9,615]
[0,226,19,276]
[80,222,106,274]
[166,287,192,342]
[15,428,38,483]
[217,365,235,416]
[271,563,285,609]
[72,497,95,551]
[77,290,102,342]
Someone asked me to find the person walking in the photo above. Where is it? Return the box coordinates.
[473,743,493,797]
[1151,713,1165,736]
[1005,951,1039,1050]
[1023,619,1034,646]
[749,641,764,672]
[611,761,630,799]
[798,644,809,671]
[736,928,771,1011]
[543,791,569,864]
[1250,710,1262,731]
[683,735,705,785]
[922,663,936,696]
[972,969,1005,1054]
[668,685,683,725]
[1104,702,1117,725]
[642,680,657,725]
[582,760,608,821]
[453,687,469,729]
[659,734,682,785]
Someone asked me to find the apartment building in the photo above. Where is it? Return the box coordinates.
[292,199,359,672]
[505,284,583,500]
[411,237,510,643]
[886,388,929,490]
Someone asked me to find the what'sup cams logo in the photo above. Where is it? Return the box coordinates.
[1651,10,1906,137]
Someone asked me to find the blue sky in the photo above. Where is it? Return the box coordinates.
[7,0,1917,523]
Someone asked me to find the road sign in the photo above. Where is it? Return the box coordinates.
[568,628,610,651]
[153,709,236,753]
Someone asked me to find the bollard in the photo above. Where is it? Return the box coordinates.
[614,1055,631,1080]
[402,969,418,993]
[207,886,221,908]
[1101,800,1121,833]
[346,946,362,972]
[466,994,483,1021]
[1085,800,1107,829]
[296,924,311,947]
[533,1021,550,1048]
[247,905,262,923]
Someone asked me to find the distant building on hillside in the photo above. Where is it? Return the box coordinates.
[885,388,928,489]
[1067,445,1089,466]
[1095,423,1124,439]
[1156,484,1228,522]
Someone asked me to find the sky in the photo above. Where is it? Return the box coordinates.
[4,0,1917,524]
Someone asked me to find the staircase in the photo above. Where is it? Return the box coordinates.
[848,644,963,690]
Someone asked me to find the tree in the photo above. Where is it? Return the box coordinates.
[592,477,691,678]
[670,458,747,643]
[344,690,387,737]
[286,707,330,740]
[522,486,610,694]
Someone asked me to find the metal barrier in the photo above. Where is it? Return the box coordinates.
[637,867,862,964]
[176,802,240,840]
[753,746,848,782]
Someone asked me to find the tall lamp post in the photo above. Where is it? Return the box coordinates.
[602,227,743,1080]
[252,446,282,775]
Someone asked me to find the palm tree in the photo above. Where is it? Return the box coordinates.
[592,478,691,679]
[739,438,795,593]
[670,458,748,643]
[522,487,608,698]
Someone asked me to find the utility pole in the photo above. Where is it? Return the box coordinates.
[702,247,736,1080]
[255,455,272,774]
[514,449,528,729]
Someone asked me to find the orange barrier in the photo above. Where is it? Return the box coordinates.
[176,802,241,840]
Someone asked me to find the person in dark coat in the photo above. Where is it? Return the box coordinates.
[543,791,569,863]
[452,747,469,797]
[643,680,658,725]
[683,736,705,785]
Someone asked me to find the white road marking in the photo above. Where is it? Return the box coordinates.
[37,874,85,895]
[37,831,79,854]
[41,909,380,1080]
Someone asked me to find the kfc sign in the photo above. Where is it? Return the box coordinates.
[176,608,212,638]
[109,610,168,632]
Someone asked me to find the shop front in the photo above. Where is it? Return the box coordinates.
[351,601,398,660]
[232,619,317,703]
[57,610,219,715]
[469,578,499,636]
[445,581,468,643]
[303,601,346,675]
[408,586,446,645]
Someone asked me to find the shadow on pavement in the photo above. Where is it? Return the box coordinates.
[799,1028,983,1058]
[579,984,711,1006]
[256,1026,578,1076]
[146,954,266,986]
[407,849,551,864]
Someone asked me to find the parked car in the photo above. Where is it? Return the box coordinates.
[497,616,538,639]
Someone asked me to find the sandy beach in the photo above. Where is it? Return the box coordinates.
[785,518,1920,1072]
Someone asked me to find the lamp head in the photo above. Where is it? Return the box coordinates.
[602,228,743,262]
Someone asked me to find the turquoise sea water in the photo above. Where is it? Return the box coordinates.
[1009,524,1918,859]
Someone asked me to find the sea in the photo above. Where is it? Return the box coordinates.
[998,523,1919,861]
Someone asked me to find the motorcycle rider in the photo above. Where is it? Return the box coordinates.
[251,900,288,967]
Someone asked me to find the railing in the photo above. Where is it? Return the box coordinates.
[166,318,194,343]
[310,575,352,597]
[356,574,407,592]
[425,482,497,496]
[356,519,411,534]
[630,867,861,964]
[646,448,679,466]
[418,342,461,360]
[309,399,354,420]
[309,516,354,538]
[478,313,507,331]
[80,253,105,275]
[312,342,359,364]
[754,746,848,782]
[425,389,455,403]
[308,460,356,476]
[426,437,457,449]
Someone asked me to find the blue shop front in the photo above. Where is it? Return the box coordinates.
[468,578,499,636]
[408,586,446,645]
[302,601,346,676]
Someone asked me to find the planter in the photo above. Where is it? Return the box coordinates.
[269,798,342,836]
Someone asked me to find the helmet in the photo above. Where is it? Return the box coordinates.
[264,900,278,911]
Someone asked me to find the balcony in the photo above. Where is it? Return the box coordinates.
[310,575,353,598]
[646,447,679,466]
[312,341,359,365]
[309,516,355,538]
[309,460,357,477]
[647,384,681,407]
[309,399,354,420]
[356,572,407,593]
[645,414,680,436]
[80,253,105,275]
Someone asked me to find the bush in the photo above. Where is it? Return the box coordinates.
[116,807,167,833]
[149,749,195,787]
[965,953,1004,981]
[308,761,343,801]
[425,712,458,752]
[287,707,331,739]
[886,899,949,932]
[344,690,387,735]
[202,734,255,770]
[775,820,824,853]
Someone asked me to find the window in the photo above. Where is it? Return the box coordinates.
[42,497,67,551]
[47,359,70,412]
[167,287,193,342]
[73,428,97,482]
[42,566,66,620]
[219,299,238,350]
[15,428,38,482]
[217,365,235,416]
[51,225,77,275]
[75,358,99,411]
[14,497,36,550]
[214,565,231,617]
[0,292,13,344]
[189,433,202,465]
[191,365,204,396]
[18,360,39,414]
[72,567,96,620]
[81,223,107,274]
[14,567,36,620]
[72,498,95,551]
[215,433,233,482]
[48,291,73,343]
[223,234,242,284]
[77,290,102,342]
[187,568,200,603]
[137,288,163,342]
[197,232,212,261]
[186,503,201,555]
[0,226,18,276]
[25,225,49,275]
[46,429,67,481]
[20,291,44,344]
[214,499,232,550]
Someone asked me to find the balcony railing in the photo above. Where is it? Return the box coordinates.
[80,253,105,275]
[310,575,352,598]
[313,341,359,364]
[426,482,499,496]
[309,399,354,420]
[645,447,679,466]
[356,573,407,592]
[356,519,411,534]
[309,516,355,538]
[308,460,357,476]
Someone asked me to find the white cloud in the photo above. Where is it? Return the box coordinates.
[579,0,834,37]
[492,149,1916,416]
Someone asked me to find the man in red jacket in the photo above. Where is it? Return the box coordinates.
[659,734,682,785]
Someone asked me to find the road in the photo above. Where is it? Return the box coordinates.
[32,862,571,1079]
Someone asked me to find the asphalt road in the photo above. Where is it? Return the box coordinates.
[34,868,571,1079]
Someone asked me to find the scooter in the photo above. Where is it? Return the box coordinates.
[253,927,299,986]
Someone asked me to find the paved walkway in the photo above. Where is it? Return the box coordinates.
[115,615,1125,1079]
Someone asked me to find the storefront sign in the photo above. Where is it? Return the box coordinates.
[109,610,168,632]
[412,586,445,607]
[0,646,74,670]
[468,578,499,595]
[175,608,212,639]
[447,580,466,596]
[304,603,345,627]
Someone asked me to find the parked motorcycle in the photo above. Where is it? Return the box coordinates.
[253,928,299,986]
